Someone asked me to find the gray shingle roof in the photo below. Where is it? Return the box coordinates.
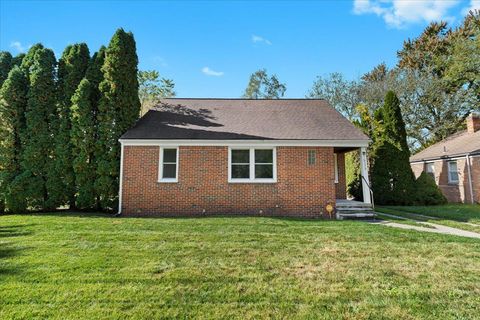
[410,130,480,162]
[121,98,369,141]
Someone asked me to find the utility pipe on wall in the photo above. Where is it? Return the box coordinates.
[466,153,474,204]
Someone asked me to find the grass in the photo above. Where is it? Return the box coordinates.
[375,212,435,228]
[377,204,480,233]
[1,213,480,319]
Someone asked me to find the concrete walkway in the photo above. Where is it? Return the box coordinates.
[372,213,480,239]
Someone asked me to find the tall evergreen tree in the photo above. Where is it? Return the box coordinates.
[85,46,106,108]
[0,51,13,87]
[20,44,45,72]
[17,47,57,210]
[96,29,140,210]
[370,91,416,205]
[0,66,29,212]
[48,44,90,208]
[85,47,106,209]
[70,79,96,209]
[12,54,25,68]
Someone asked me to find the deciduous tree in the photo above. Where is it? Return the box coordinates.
[243,69,286,99]
[307,72,360,120]
[138,70,175,115]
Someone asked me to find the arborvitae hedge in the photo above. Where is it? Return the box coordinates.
[1,30,140,214]
[20,44,45,72]
[71,79,97,209]
[0,66,29,212]
[11,54,25,68]
[96,29,140,210]
[0,51,13,87]
[85,47,106,209]
[19,47,57,210]
[86,46,106,109]
[49,44,90,208]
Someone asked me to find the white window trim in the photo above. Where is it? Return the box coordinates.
[447,161,459,184]
[425,162,435,175]
[228,147,277,183]
[334,153,339,184]
[158,146,179,183]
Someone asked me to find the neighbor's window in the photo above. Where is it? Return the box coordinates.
[159,147,178,182]
[308,150,316,165]
[447,161,459,183]
[425,162,435,179]
[229,148,276,182]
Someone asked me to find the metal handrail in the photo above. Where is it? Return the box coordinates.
[360,175,374,210]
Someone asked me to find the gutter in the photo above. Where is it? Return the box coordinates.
[410,151,480,164]
[117,142,124,215]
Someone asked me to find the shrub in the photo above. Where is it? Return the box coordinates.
[415,172,447,205]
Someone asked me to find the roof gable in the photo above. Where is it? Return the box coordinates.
[121,98,369,141]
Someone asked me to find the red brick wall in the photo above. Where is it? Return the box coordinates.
[121,146,338,218]
[411,157,480,204]
[335,152,347,199]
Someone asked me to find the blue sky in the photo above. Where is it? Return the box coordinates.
[1,0,478,98]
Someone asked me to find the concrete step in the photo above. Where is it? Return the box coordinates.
[335,201,375,220]
[336,203,372,209]
[337,212,376,220]
[336,207,373,212]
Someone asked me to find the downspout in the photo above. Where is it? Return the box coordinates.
[117,142,125,215]
[466,153,474,204]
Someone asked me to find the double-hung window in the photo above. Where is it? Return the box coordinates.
[158,147,178,182]
[229,148,276,183]
[447,161,459,184]
[425,162,435,179]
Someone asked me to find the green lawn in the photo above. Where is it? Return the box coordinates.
[380,204,480,223]
[1,214,480,319]
[377,204,480,233]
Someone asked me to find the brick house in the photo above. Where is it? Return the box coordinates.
[119,99,372,218]
[410,113,480,204]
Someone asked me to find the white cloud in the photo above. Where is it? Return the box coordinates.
[252,34,272,45]
[152,56,168,67]
[201,67,224,77]
[10,41,28,53]
[462,0,480,14]
[353,0,460,28]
